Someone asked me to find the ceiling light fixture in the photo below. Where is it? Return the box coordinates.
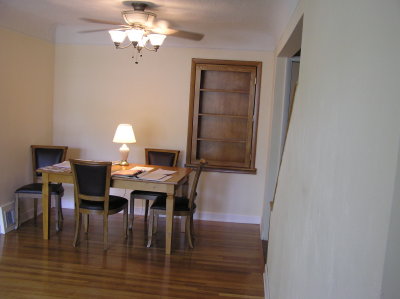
[81,2,204,64]
[108,3,166,64]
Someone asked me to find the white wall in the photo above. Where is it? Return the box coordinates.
[53,45,274,223]
[0,27,54,217]
[381,140,400,299]
[261,0,304,242]
[267,0,400,298]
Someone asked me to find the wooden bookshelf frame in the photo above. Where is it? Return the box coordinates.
[186,58,262,174]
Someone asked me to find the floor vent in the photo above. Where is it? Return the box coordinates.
[0,202,16,234]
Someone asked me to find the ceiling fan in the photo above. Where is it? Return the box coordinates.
[81,1,204,63]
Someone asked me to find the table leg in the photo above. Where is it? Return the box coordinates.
[42,173,51,240]
[165,192,175,255]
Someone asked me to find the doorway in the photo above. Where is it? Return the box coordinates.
[260,16,303,244]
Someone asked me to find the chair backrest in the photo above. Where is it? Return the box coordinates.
[70,159,112,210]
[32,145,68,181]
[145,148,180,167]
[188,159,207,211]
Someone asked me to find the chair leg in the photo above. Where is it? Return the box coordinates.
[123,206,128,239]
[55,196,63,232]
[153,212,158,234]
[188,214,195,247]
[59,196,64,222]
[129,197,135,230]
[144,200,149,222]
[73,212,81,247]
[103,214,108,251]
[186,215,194,249]
[15,194,19,229]
[180,216,186,233]
[33,198,38,225]
[60,198,64,220]
[147,210,154,248]
[83,214,89,233]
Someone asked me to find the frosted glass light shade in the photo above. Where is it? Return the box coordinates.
[109,30,127,43]
[127,28,144,42]
[149,34,166,46]
[113,124,136,143]
[138,36,149,47]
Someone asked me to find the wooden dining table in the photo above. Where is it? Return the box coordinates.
[39,163,192,255]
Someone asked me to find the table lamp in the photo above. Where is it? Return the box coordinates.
[113,124,136,166]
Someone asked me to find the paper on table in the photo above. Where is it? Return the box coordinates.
[39,161,71,172]
[154,169,176,175]
[138,169,176,181]
[52,161,71,168]
[113,166,153,177]
[141,174,172,182]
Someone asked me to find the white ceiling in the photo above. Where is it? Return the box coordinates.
[0,0,299,51]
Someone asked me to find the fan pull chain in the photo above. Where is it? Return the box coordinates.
[131,49,144,64]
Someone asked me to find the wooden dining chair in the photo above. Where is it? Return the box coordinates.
[147,159,207,249]
[15,145,68,231]
[129,148,180,228]
[70,159,128,250]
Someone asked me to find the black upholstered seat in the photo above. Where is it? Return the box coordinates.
[70,159,128,250]
[130,190,165,201]
[15,183,64,195]
[14,145,68,231]
[80,195,127,211]
[129,148,180,227]
[147,160,206,249]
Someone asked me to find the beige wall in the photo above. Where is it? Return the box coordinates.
[267,0,400,298]
[0,28,54,214]
[53,45,274,223]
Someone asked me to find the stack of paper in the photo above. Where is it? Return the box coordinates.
[52,161,71,168]
[138,169,176,182]
[39,161,71,172]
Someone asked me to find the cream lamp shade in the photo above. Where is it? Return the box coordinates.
[113,124,136,165]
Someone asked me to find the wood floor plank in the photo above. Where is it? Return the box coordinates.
[0,209,264,298]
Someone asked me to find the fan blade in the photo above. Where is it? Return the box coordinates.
[150,20,203,41]
[79,28,119,33]
[167,29,204,41]
[81,17,124,26]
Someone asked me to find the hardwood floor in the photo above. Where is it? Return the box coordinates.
[0,209,264,298]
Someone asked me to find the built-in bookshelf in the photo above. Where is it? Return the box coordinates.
[186,59,262,173]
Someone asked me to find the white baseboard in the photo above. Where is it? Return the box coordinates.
[19,207,38,226]
[195,211,261,224]
[55,198,262,224]
[264,265,270,299]
[15,198,58,227]
[51,185,263,224]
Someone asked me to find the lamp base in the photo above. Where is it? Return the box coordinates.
[119,144,130,166]
[120,160,129,166]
